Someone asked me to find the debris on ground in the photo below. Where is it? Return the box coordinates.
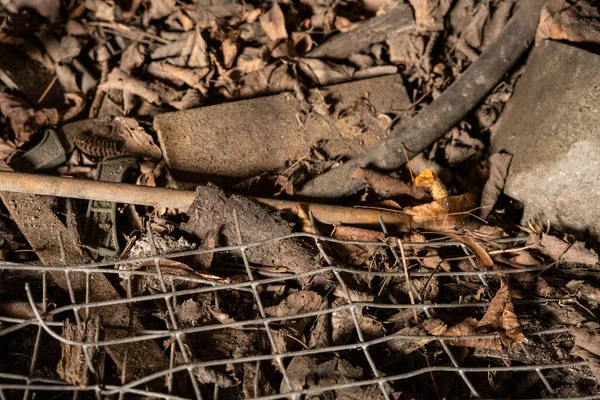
[491,40,600,236]
[0,0,599,398]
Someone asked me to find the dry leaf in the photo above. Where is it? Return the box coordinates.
[528,233,599,266]
[151,37,188,60]
[265,290,322,318]
[168,89,202,110]
[99,68,160,104]
[192,366,237,388]
[184,28,210,68]
[572,322,600,357]
[481,0,514,50]
[99,68,179,106]
[536,0,600,45]
[274,175,294,196]
[235,47,268,75]
[112,117,162,159]
[308,312,330,349]
[408,0,452,31]
[572,322,600,381]
[310,6,336,36]
[477,281,527,347]
[292,31,313,55]
[422,250,450,271]
[331,226,384,266]
[0,137,17,163]
[407,192,478,231]
[452,234,494,268]
[147,61,210,92]
[388,319,447,354]
[236,63,296,99]
[459,1,489,51]
[571,346,600,382]
[0,92,59,146]
[84,0,115,21]
[444,317,502,350]
[221,38,238,68]
[297,58,354,86]
[259,2,288,41]
[387,33,425,68]
[265,290,323,352]
[63,93,86,121]
[143,0,176,26]
[331,299,360,345]
[473,225,506,240]
[120,44,146,75]
[479,153,512,219]
[56,65,81,94]
[59,36,82,63]
[352,168,428,200]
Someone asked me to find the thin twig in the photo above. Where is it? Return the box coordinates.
[36,75,58,105]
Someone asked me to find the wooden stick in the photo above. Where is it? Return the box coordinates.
[306,3,415,59]
[0,171,412,228]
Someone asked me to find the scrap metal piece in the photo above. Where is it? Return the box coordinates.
[83,157,139,258]
[154,74,411,182]
[490,40,600,236]
[10,129,66,172]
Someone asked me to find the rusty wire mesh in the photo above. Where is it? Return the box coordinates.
[0,209,595,400]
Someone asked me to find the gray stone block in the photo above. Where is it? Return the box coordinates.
[154,75,411,182]
[491,40,600,235]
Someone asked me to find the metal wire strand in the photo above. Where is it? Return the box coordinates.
[0,223,593,399]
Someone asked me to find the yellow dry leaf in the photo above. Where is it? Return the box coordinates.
[295,205,313,233]
[414,169,449,200]
[407,192,478,231]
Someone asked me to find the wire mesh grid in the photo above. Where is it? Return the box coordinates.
[0,208,596,400]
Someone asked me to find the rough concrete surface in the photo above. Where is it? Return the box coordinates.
[491,40,600,236]
[155,74,411,182]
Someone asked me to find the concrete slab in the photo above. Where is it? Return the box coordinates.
[154,75,411,182]
[491,40,600,235]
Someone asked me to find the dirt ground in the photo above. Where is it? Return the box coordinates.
[1,0,600,399]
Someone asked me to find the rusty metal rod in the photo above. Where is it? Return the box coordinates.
[0,171,412,228]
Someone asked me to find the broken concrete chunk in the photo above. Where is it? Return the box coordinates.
[491,40,600,236]
[155,75,411,182]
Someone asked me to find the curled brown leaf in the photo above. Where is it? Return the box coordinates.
[0,93,59,146]
[407,192,478,231]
